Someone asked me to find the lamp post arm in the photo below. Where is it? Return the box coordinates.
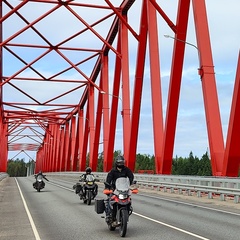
[100,91,122,101]
[164,34,201,69]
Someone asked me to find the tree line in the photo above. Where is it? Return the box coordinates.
[98,150,212,176]
[7,159,27,177]
[8,150,213,176]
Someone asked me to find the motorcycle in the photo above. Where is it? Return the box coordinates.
[95,177,138,237]
[73,174,98,205]
[33,175,45,192]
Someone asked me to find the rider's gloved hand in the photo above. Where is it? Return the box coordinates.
[103,189,112,195]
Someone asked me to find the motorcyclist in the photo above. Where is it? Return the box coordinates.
[104,155,134,222]
[33,170,49,188]
[78,167,98,199]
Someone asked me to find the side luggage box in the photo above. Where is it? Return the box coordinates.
[73,182,82,194]
[95,199,105,214]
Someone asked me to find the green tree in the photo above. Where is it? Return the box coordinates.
[172,151,212,176]
[96,150,123,172]
[7,159,27,177]
[172,156,189,175]
[135,153,155,173]
[95,150,213,176]
[197,151,212,176]
[97,152,103,172]
[186,152,199,175]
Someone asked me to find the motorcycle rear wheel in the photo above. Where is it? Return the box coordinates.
[119,209,128,237]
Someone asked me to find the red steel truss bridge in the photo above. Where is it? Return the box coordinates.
[0,0,239,176]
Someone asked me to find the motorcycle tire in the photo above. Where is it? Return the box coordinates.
[87,191,92,205]
[119,209,128,237]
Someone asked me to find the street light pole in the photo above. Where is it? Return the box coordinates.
[164,34,202,76]
[100,91,122,102]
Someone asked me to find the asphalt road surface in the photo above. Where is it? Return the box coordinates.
[0,176,240,240]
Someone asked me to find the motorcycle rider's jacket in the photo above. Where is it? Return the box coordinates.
[79,173,95,182]
[35,173,49,181]
[105,166,134,190]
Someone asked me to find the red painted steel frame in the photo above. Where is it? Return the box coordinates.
[1,0,240,176]
[121,14,131,167]
[147,0,163,174]
[222,53,240,176]
[101,55,111,171]
[105,34,122,172]
[192,0,225,176]
[127,0,148,171]
[0,0,7,172]
[159,0,190,174]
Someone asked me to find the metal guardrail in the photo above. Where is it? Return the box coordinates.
[46,172,240,203]
[0,172,9,181]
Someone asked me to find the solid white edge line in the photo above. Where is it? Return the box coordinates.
[15,178,41,240]
[133,212,210,240]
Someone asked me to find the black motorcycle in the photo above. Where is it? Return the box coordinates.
[33,175,45,192]
[95,177,138,237]
[74,174,98,205]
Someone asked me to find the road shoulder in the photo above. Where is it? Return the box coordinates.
[0,177,35,240]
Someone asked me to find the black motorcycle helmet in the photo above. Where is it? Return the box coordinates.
[115,155,125,169]
[86,167,92,174]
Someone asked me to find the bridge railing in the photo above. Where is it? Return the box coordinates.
[46,172,240,203]
[0,172,9,182]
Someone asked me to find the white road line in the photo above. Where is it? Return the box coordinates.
[48,181,74,192]
[138,193,240,216]
[51,181,209,239]
[15,178,41,240]
[133,212,210,240]
[48,180,234,240]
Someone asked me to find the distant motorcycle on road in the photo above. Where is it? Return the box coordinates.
[73,174,99,205]
[33,172,49,192]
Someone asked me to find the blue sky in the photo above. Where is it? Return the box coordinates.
[5,0,240,161]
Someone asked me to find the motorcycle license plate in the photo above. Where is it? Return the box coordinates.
[88,182,93,185]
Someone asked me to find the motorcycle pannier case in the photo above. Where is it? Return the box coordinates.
[73,182,82,194]
[95,199,105,214]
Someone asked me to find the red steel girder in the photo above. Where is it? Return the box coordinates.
[160,0,191,174]
[147,0,164,174]
[192,0,225,176]
[127,0,148,171]
[222,53,240,176]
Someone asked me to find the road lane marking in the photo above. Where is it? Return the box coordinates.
[137,193,240,216]
[15,178,41,240]
[49,179,240,217]
[133,212,210,240]
[48,181,74,192]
